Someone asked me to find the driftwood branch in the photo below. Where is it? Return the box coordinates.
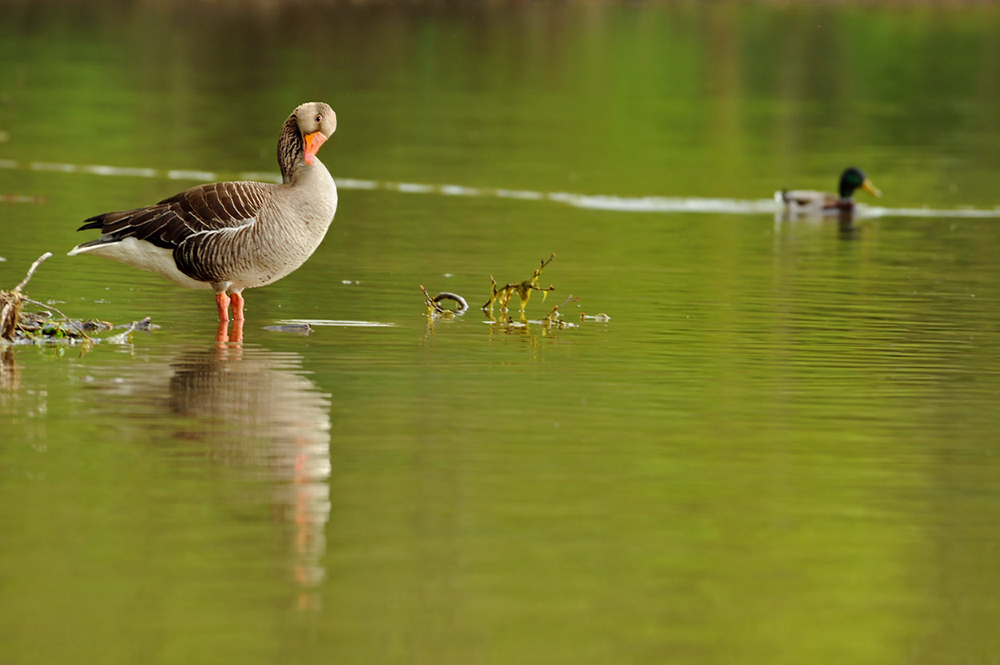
[14,252,51,293]
[3,252,95,343]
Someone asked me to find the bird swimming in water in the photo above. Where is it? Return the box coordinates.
[776,167,881,216]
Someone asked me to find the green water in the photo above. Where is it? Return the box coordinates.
[3,2,1000,664]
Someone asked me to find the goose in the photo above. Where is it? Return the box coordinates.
[776,167,881,215]
[69,102,338,323]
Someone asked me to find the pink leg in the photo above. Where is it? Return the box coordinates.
[215,292,231,322]
[215,319,230,345]
[214,319,243,346]
[231,292,245,322]
[229,318,244,344]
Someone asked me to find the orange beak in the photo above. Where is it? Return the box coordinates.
[304,131,327,165]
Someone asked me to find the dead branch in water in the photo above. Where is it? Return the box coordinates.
[421,285,469,315]
[14,252,51,293]
[0,253,51,341]
[540,294,581,328]
[2,252,155,344]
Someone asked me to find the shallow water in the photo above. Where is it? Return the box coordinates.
[3,2,1000,664]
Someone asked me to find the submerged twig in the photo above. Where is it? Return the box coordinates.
[540,294,581,328]
[22,297,94,342]
[421,285,469,315]
[0,194,49,204]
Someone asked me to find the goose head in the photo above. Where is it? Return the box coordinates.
[278,102,337,180]
[295,102,337,166]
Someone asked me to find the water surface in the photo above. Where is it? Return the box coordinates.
[3,2,1000,664]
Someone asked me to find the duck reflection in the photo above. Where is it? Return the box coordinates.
[774,208,867,240]
[165,341,331,610]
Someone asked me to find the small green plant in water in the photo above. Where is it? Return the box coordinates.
[482,253,556,319]
[422,253,608,335]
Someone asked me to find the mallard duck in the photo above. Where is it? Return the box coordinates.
[776,167,881,215]
[69,102,339,323]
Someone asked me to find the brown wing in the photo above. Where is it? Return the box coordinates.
[77,181,271,250]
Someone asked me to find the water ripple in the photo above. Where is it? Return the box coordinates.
[4,158,999,218]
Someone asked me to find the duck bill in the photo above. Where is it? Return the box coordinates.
[303,131,327,165]
[861,178,882,198]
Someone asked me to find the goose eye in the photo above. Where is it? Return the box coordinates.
[315,114,322,123]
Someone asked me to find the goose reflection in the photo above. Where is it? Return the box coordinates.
[165,343,331,609]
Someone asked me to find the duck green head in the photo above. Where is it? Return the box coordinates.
[839,167,882,200]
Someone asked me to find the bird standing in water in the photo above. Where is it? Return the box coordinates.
[69,102,339,332]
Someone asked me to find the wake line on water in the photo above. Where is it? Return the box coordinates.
[4,158,1000,219]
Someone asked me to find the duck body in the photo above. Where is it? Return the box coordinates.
[776,167,881,216]
[69,102,338,322]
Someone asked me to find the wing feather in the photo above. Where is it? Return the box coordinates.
[80,181,273,251]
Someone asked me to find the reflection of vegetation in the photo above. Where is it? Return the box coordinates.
[0,346,18,390]
[482,254,556,319]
